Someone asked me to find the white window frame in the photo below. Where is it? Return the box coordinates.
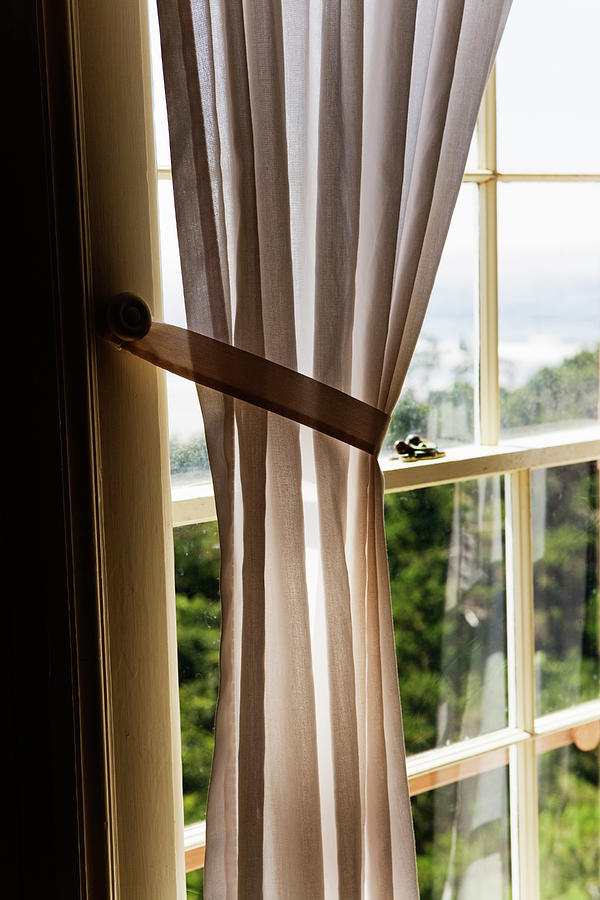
[169,69,600,895]
[73,0,186,896]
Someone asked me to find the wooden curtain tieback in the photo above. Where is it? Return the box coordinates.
[101,294,389,455]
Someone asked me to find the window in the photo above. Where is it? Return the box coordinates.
[148,1,600,896]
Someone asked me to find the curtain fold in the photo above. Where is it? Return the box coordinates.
[156,1,512,896]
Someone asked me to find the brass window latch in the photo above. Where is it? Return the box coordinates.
[393,434,445,462]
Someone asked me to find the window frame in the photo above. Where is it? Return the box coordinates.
[167,68,600,891]
[73,0,186,895]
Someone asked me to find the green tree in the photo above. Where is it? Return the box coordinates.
[501,347,599,432]
[532,461,599,715]
[385,484,453,754]
[384,391,431,452]
[538,745,600,899]
[174,523,221,825]
[170,435,210,477]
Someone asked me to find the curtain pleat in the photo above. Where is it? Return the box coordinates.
[311,12,365,889]
[156,1,513,896]
[313,432,361,897]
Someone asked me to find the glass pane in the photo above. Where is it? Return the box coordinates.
[386,476,508,755]
[498,183,600,438]
[465,128,477,173]
[149,0,171,169]
[538,743,600,899]
[175,523,221,826]
[496,0,600,172]
[150,2,211,486]
[412,765,512,899]
[158,178,211,486]
[385,185,477,455]
[158,178,186,328]
[186,868,204,899]
[532,461,600,716]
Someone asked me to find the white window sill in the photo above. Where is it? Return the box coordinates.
[172,424,600,527]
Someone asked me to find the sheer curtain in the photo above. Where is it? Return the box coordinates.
[156,1,511,896]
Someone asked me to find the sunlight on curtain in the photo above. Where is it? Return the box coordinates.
[155,1,513,895]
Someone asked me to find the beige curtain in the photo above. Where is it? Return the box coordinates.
[156,1,511,896]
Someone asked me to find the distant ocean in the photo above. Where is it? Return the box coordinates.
[406,278,600,398]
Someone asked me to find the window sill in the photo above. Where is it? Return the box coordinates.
[172,424,600,527]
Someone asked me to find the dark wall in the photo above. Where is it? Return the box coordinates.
[7,3,108,897]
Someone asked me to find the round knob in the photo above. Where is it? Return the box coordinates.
[106,293,152,342]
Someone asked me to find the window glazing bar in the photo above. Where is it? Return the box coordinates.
[534,698,600,737]
[506,468,539,900]
[163,166,600,184]
[505,469,536,734]
[464,170,600,183]
[476,68,500,446]
[182,712,600,873]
